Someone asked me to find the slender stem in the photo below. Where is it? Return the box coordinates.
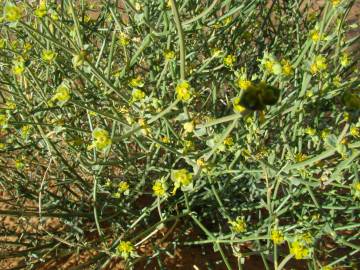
[169,0,186,80]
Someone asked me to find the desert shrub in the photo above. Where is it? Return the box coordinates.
[0,0,359,269]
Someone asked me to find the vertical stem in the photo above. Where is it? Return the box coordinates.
[169,0,186,80]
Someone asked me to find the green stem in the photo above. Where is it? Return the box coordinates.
[169,0,186,80]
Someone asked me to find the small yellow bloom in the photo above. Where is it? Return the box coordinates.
[15,159,24,170]
[271,229,285,245]
[171,169,193,194]
[237,77,252,90]
[223,54,236,68]
[4,3,23,22]
[5,101,16,110]
[172,169,192,186]
[163,49,175,60]
[281,59,293,76]
[160,136,170,144]
[299,232,313,245]
[41,49,56,62]
[310,55,327,74]
[118,32,130,46]
[233,97,246,113]
[0,143,5,150]
[129,76,144,88]
[229,216,247,233]
[331,0,341,7]
[89,128,112,152]
[211,48,223,58]
[305,127,316,136]
[118,181,129,193]
[52,84,71,105]
[117,241,134,259]
[310,29,322,43]
[321,129,331,140]
[152,179,167,197]
[0,114,8,127]
[176,81,192,101]
[340,52,350,67]
[21,125,32,139]
[34,1,47,18]
[131,89,146,101]
[12,60,25,75]
[183,121,194,133]
[350,126,359,138]
[290,240,310,260]
[72,51,87,68]
[223,136,234,146]
[294,153,307,162]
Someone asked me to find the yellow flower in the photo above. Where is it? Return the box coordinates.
[322,266,334,270]
[0,143,5,150]
[4,3,23,22]
[171,169,193,194]
[354,182,360,192]
[52,84,71,105]
[160,136,170,144]
[138,118,151,136]
[233,97,246,113]
[290,240,310,260]
[281,59,293,76]
[310,29,322,43]
[118,32,130,46]
[294,153,307,162]
[310,55,327,74]
[15,159,24,170]
[0,114,8,127]
[299,232,313,245]
[350,126,359,138]
[271,229,285,245]
[23,42,32,53]
[131,89,146,101]
[5,101,16,110]
[34,1,47,18]
[118,181,129,193]
[321,129,331,140]
[183,121,194,133]
[223,54,236,68]
[41,49,56,62]
[223,136,234,146]
[229,216,247,233]
[117,241,134,259]
[261,53,282,75]
[176,81,192,101]
[340,52,350,67]
[305,127,316,136]
[152,179,167,197]
[72,51,87,68]
[12,60,25,75]
[163,49,175,60]
[237,77,252,90]
[129,76,144,88]
[211,48,223,58]
[88,128,112,152]
[331,0,341,7]
[21,125,32,139]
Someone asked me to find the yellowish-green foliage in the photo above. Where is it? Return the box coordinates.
[0,0,359,269]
